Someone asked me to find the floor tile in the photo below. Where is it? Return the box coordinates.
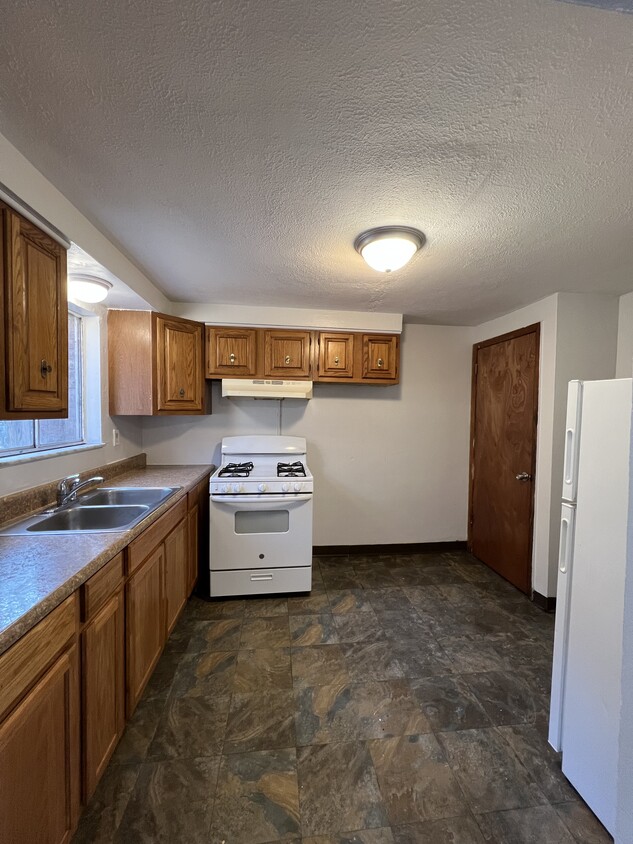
[210,748,300,843]
[233,647,293,691]
[171,649,237,697]
[111,697,166,765]
[303,829,395,844]
[401,585,447,614]
[71,763,139,843]
[148,694,230,760]
[328,589,375,614]
[189,595,246,618]
[436,634,508,674]
[141,647,181,699]
[115,756,219,843]
[369,733,467,825]
[322,573,366,590]
[410,674,492,732]
[295,680,431,746]
[241,616,291,648]
[298,741,389,836]
[292,644,350,687]
[243,596,289,617]
[437,727,546,814]
[375,610,433,640]
[186,618,242,652]
[364,588,413,613]
[390,639,455,679]
[288,592,331,614]
[290,613,340,645]
[341,640,405,681]
[476,804,576,843]
[465,670,547,726]
[225,688,296,753]
[496,725,577,804]
[333,612,388,644]
[392,814,487,843]
[554,801,614,843]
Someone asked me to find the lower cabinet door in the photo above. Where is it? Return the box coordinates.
[0,645,79,844]
[126,545,165,716]
[82,589,125,801]
[187,502,199,594]
[165,518,189,635]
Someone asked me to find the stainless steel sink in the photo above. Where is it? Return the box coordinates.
[0,485,182,535]
[26,505,150,533]
[80,487,180,507]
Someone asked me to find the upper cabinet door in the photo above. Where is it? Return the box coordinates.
[156,316,204,412]
[362,334,399,380]
[318,332,354,379]
[263,330,312,378]
[206,327,257,377]
[1,205,68,417]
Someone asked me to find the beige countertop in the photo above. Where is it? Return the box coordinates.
[0,464,213,656]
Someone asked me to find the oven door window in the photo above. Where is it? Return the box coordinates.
[234,510,289,534]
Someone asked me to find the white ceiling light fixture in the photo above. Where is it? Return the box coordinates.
[68,273,112,303]
[354,226,426,273]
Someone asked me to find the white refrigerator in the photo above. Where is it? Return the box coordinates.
[549,377,632,836]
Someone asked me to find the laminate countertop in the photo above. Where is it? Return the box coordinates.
[0,464,214,657]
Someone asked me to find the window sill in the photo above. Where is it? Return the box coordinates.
[0,442,106,467]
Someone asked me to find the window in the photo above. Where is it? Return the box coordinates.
[0,311,87,458]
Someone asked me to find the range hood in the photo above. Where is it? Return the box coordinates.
[221,379,313,399]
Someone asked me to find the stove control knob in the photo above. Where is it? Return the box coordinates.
[293,483,303,492]
[221,484,229,493]
[258,483,268,492]
[232,483,242,494]
[281,482,290,492]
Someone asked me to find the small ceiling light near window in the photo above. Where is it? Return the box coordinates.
[68,273,112,303]
[354,226,426,272]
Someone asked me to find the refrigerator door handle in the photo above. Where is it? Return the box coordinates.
[564,427,575,487]
[560,516,570,573]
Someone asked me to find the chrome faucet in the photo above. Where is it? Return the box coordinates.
[56,474,104,507]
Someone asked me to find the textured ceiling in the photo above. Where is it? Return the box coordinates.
[0,0,632,324]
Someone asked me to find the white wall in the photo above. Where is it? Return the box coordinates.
[616,291,633,378]
[142,324,473,545]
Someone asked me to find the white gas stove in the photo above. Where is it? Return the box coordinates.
[209,436,313,597]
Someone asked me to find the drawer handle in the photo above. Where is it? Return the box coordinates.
[250,573,273,581]
[40,359,53,378]
[179,388,185,397]
[377,358,384,368]
[229,353,236,364]
[334,356,340,365]
[285,355,291,365]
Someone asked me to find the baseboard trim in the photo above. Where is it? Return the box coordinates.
[313,541,468,557]
[532,591,556,613]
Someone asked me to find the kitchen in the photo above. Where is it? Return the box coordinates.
[1,1,633,842]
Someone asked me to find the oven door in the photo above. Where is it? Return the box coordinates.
[210,494,313,571]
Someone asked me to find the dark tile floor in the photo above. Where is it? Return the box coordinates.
[72,551,614,843]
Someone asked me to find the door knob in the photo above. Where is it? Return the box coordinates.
[515,472,532,482]
[377,358,384,368]
[229,353,236,364]
[285,355,291,365]
[334,357,340,365]
[40,359,52,378]
[179,388,185,397]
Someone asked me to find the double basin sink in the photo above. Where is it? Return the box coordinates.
[1,487,182,535]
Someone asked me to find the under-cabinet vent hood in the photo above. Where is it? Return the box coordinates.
[221,379,313,399]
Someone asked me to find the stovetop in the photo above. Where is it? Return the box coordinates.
[210,436,313,495]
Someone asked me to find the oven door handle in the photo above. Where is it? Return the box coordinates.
[210,493,312,506]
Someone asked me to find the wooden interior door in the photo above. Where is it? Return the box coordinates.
[469,324,539,594]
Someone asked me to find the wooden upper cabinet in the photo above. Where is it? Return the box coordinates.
[108,310,210,415]
[362,334,399,381]
[206,326,257,377]
[263,330,312,378]
[318,332,355,379]
[1,202,68,419]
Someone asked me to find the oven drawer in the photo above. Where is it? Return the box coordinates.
[210,566,311,597]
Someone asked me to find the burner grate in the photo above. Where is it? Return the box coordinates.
[277,461,306,478]
[218,461,254,478]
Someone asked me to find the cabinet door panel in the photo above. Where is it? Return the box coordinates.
[4,207,67,415]
[156,317,203,411]
[206,327,257,377]
[362,335,399,380]
[0,645,79,844]
[264,330,311,378]
[82,590,125,801]
[187,502,199,594]
[165,519,189,635]
[318,332,354,379]
[126,545,164,715]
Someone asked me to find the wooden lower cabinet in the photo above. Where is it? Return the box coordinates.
[164,518,189,635]
[187,501,199,594]
[126,544,165,715]
[0,645,79,844]
[81,589,125,801]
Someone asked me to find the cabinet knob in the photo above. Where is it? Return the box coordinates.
[40,359,52,378]
[285,355,291,365]
[377,358,384,368]
[334,357,340,365]
[179,388,185,397]
[229,353,236,364]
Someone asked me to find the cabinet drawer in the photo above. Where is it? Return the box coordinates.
[127,498,187,574]
[0,594,77,720]
[80,552,124,622]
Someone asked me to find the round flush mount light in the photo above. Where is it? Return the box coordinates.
[354,226,426,273]
[68,273,112,303]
